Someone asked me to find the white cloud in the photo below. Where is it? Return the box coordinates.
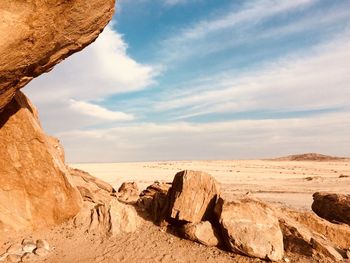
[60,111,350,162]
[69,100,134,121]
[24,25,157,133]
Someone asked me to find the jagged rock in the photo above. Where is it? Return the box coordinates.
[214,197,284,261]
[74,199,140,237]
[117,182,139,204]
[181,221,219,247]
[310,237,344,261]
[279,207,350,250]
[69,167,115,203]
[0,92,82,232]
[137,181,171,224]
[0,0,115,111]
[312,192,350,225]
[166,170,220,223]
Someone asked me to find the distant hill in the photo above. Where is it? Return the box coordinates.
[272,153,348,161]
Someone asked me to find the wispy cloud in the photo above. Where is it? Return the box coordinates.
[69,100,134,121]
[154,34,350,119]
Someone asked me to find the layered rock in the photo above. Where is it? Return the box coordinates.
[0,92,82,232]
[166,170,220,223]
[0,0,115,110]
[214,197,284,261]
[312,192,350,225]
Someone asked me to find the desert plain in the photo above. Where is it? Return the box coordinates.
[72,158,350,211]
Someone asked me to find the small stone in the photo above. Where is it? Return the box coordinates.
[5,254,22,263]
[34,248,49,257]
[283,257,290,262]
[22,242,36,253]
[36,239,50,251]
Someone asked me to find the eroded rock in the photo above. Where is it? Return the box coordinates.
[0,0,115,110]
[0,92,82,232]
[166,170,220,223]
[214,197,284,261]
[312,192,350,225]
[117,182,139,204]
[74,199,141,237]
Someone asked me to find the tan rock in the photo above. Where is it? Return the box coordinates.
[117,182,139,204]
[137,181,171,224]
[311,237,343,261]
[74,199,141,237]
[181,221,219,247]
[0,92,82,232]
[214,197,284,261]
[36,239,49,251]
[0,0,115,111]
[312,192,350,225]
[167,170,220,223]
[34,247,49,257]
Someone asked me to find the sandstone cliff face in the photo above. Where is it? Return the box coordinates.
[0,0,115,110]
[0,92,82,232]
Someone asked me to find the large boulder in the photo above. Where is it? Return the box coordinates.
[312,192,350,225]
[214,197,284,261]
[166,170,220,223]
[0,0,115,110]
[0,92,82,232]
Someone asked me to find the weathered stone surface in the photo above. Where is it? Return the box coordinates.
[117,182,139,204]
[310,237,344,261]
[69,167,115,203]
[166,170,220,223]
[181,221,219,247]
[74,199,140,237]
[36,239,49,251]
[312,192,350,225]
[0,0,115,111]
[214,197,284,261]
[0,92,82,232]
[137,181,171,224]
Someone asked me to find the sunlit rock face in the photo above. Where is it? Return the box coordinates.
[0,0,115,111]
[0,92,82,232]
[0,0,115,232]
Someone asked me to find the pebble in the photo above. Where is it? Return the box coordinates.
[22,243,36,253]
[36,239,50,251]
[34,247,49,257]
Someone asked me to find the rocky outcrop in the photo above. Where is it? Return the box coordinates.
[312,192,350,225]
[214,197,284,261]
[166,170,220,223]
[0,0,115,110]
[0,92,82,232]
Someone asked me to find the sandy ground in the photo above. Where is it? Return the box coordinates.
[71,159,350,211]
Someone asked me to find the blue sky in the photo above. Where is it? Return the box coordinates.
[25,0,350,162]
